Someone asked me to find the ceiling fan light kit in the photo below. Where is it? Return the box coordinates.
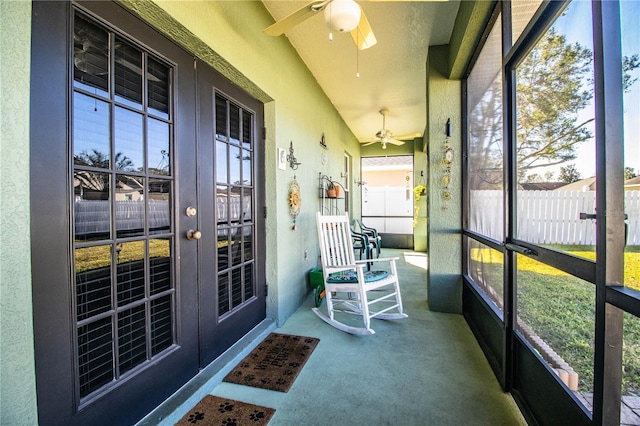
[263,0,376,51]
[324,0,361,32]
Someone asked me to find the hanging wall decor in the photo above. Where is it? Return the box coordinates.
[288,176,301,230]
[442,118,454,209]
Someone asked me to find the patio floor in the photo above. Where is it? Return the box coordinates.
[138,249,526,425]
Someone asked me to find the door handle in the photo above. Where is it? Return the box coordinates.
[186,229,202,240]
[579,212,596,220]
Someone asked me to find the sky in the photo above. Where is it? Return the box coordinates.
[543,0,639,180]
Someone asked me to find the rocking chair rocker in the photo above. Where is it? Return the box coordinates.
[313,212,407,335]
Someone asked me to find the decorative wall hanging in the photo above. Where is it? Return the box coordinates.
[288,176,301,230]
[287,141,302,170]
[442,118,453,210]
[320,133,327,149]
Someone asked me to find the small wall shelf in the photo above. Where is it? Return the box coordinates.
[318,173,345,214]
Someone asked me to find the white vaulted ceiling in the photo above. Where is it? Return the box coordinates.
[261,0,461,144]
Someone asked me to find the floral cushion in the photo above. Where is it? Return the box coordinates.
[326,270,389,283]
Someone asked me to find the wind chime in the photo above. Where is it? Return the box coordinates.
[442,118,454,210]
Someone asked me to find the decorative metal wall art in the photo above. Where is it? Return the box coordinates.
[288,176,301,230]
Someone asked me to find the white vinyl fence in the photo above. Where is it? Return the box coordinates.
[362,186,414,234]
[470,190,640,246]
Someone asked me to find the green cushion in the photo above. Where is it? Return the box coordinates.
[327,270,389,283]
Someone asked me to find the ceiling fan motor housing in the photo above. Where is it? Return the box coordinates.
[324,0,361,32]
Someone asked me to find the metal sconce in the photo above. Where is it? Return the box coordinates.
[355,178,367,186]
[287,141,301,170]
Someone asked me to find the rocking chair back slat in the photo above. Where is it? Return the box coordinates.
[317,214,355,268]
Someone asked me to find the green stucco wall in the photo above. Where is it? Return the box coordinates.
[0,1,38,424]
[426,45,462,313]
[123,0,363,325]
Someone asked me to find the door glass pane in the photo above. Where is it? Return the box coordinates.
[74,92,110,166]
[76,245,112,321]
[114,107,144,172]
[73,15,109,96]
[621,1,640,291]
[229,103,240,145]
[467,238,504,313]
[218,272,230,316]
[241,188,252,222]
[515,1,596,259]
[516,254,594,411]
[215,94,227,141]
[150,295,173,355]
[114,38,143,109]
[229,145,241,186]
[148,118,170,176]
[150,238,172,295]
[216,141,228,183]
[74,171,110,242]
[78,317,114,397]
[467,15,503,241]
[148,57,170,119]
[116,240,146,306]
[148,178,171,235]
[116,175,144,238]
[242,112,252,149]
[118,304,147,374]
[242,149,252,186]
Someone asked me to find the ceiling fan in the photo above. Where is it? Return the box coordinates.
[263,0,377,50]
[363,108,419,149]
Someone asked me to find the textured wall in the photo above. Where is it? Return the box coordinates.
[0,1,38,424]
[426,45,463,313]
[124,0,363,325]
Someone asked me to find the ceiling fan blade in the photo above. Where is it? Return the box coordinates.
[362,141,378,146]
[264,0,328,36]
[350,7,377,50]
[387,139,405,146]
[394,132,422,140]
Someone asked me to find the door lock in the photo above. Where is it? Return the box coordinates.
[186,229,202,240]
[186,206,197,217]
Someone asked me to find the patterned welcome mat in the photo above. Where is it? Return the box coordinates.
[175,395,274,426]
[223,332,320,392]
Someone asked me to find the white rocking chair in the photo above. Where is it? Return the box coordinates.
[313,212,407,335]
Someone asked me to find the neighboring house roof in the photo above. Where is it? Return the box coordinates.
[555,177,597,191]
[519,182,567,191]
[625,176,640,189]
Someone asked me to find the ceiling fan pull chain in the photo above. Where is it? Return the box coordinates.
[356,32,360,78]
[328,2,333,41]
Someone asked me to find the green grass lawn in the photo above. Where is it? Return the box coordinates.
[470,245,640,395]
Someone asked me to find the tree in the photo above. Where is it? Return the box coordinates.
[559,163,582,183]
[516,28,594,177]
[625,167,638,181]
[469,21,639,190]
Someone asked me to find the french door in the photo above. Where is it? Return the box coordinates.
[30,2,264,424]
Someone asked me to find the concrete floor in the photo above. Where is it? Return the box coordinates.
[140,249,527,426]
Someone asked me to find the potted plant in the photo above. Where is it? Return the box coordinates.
[326,181,337,198]
[413,184,427,201]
